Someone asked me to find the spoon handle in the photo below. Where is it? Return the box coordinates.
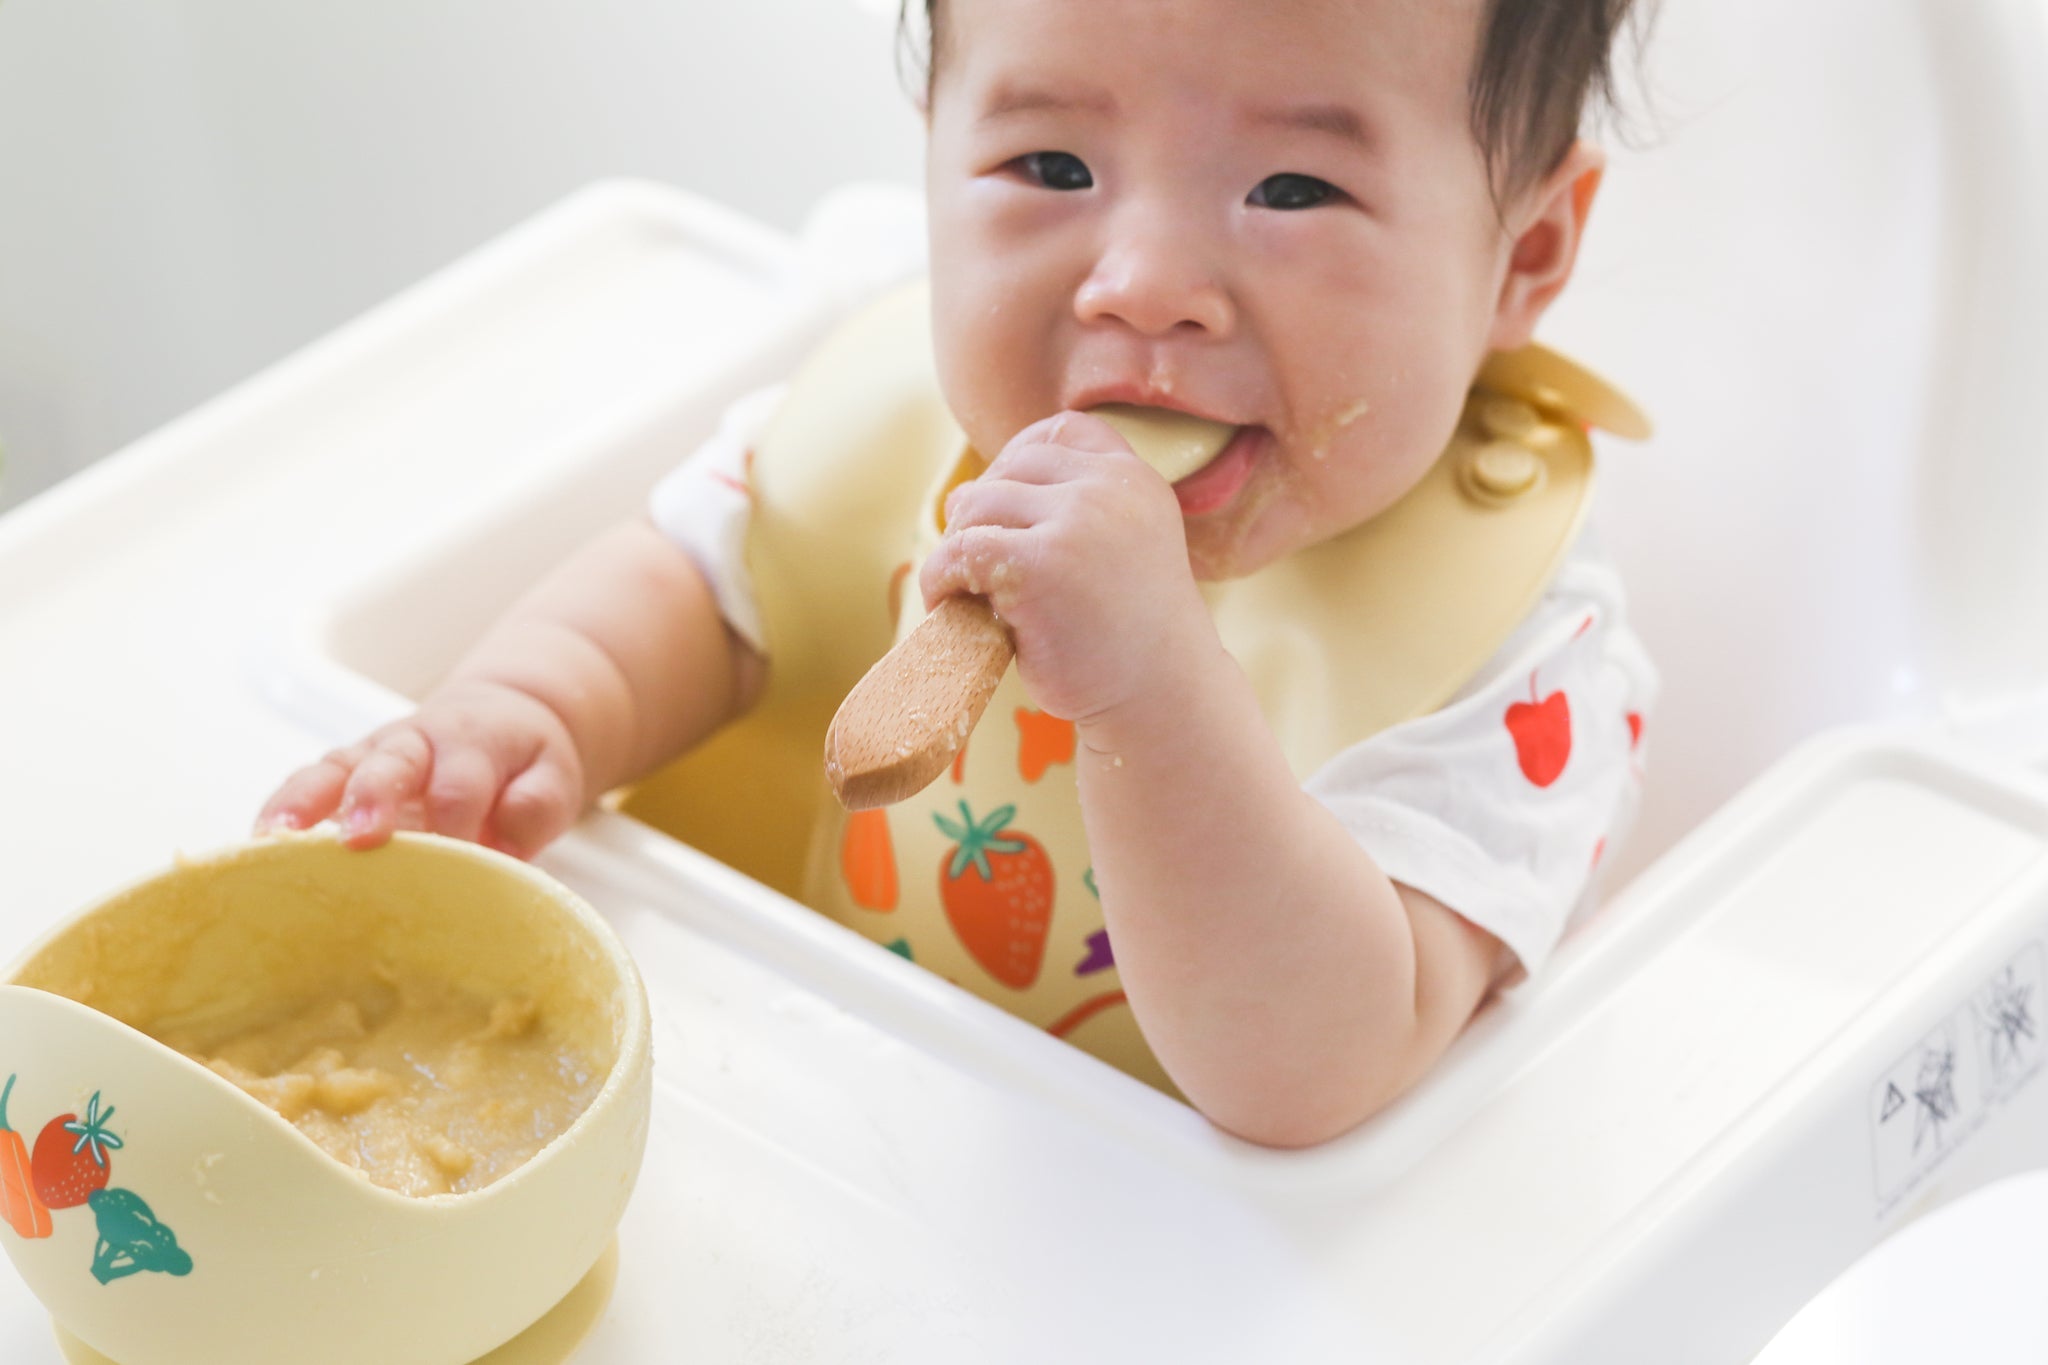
[824,595,1015,810]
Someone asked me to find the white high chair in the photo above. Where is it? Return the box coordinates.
[3,0,2047,1360]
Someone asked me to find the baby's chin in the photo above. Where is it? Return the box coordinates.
[1181,482,1312,581]
[1186,532,1298,582]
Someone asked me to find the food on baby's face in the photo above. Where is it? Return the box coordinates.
[153,974,602,1198]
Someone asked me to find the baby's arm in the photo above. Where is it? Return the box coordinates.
[257,517,762,857]
[1068,638,1503,1147]
[923,413,1502,1147]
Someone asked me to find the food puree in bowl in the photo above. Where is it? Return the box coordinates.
[152,971,605,1197]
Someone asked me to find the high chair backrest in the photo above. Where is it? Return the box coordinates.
[1550,0,2048,888]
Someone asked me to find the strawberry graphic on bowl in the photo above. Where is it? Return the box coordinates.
[32,1091,124,1211]
[934,802,1054,990]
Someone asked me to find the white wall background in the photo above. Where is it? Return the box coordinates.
[0,0,926,514]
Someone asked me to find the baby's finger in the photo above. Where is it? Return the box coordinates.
[920,523,1032,609]
[984,414,1131,485]
[254,747,363,835]
[943,477,1058,534]
[1032,410,1131,455]
[422,743,502,845]
[337,726,434,849]
[483,755,580,861]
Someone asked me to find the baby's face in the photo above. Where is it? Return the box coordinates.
[925,0,1528,579]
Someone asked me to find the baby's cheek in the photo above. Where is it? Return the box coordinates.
[930,324,1039,462]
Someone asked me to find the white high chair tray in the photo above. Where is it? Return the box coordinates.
[6,181,2048,1365]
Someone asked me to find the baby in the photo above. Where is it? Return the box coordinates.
[258,0,1655,1147]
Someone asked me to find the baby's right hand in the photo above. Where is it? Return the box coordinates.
[254,679,588,859]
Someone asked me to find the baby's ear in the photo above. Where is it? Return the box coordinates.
[1487,141,1605,352]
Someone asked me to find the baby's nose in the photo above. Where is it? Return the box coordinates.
[1073,209,1234,338]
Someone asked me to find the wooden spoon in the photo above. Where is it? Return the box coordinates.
[824,406,1237,810]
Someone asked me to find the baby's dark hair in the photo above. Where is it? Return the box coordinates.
[1470,0,1645,199]
[896,0,1650,204]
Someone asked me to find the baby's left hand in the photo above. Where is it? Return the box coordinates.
[920,411,1212,724]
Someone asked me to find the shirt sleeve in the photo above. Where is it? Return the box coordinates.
[1302,527,1659,981]
[647,180,929,657]
[647,382,786,656]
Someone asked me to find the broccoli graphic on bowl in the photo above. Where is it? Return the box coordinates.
[86,1188,192,1285]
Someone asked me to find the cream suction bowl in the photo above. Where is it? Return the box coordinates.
[0,832,653,1365]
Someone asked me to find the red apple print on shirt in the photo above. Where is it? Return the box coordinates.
[1506,670,1572,788]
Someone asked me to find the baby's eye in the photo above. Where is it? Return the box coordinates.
[1249,173,1340,211]
[1012,151,1094,192]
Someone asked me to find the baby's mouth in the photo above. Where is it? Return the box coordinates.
[1171,426,1263,517]
[1089,403,1246,499]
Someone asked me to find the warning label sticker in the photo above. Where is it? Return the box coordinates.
[1974,947,2044,1093]
[1871,941,2044,1213]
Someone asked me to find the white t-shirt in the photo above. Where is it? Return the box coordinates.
[649,182,1658,981]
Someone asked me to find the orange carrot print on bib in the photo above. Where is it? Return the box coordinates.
[841,808,899,911]
[1014,709,1076,783]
